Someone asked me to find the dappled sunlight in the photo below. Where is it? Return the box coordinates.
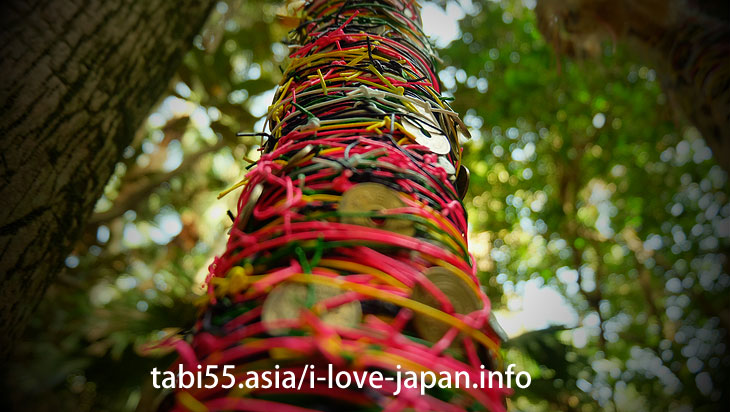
[9,0,729,410]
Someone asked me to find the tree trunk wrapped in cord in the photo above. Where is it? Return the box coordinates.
[165,1,506,410]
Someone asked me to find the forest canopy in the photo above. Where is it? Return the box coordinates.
[5,1,728,411]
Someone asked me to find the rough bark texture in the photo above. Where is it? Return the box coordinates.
[535,0,730,171]
[649,8,730,171]
[0,0,215,358]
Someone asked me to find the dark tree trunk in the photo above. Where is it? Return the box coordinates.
[0,0,215,358]
[535,0,730,171]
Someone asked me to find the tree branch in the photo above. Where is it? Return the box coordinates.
[89,140,228,226]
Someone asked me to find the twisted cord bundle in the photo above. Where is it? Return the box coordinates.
[169,1,506,410]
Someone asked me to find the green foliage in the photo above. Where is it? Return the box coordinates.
[443,1,728,410]
[7,1,729,411]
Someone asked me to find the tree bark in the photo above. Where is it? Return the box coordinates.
[535,0,730,171]
[0,0,215,358]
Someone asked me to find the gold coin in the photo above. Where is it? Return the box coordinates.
[401,117,451,155]
[452,114,471,139]
[281,144,313,173]
[410,266,483,343]
[455,164,470,200]
[234,184,264,232]
[339,183,415,236]
[489,311,509,342]
[437,156,456,176]
[262,282,362,335]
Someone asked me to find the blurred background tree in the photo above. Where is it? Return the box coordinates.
[4,1,728,411]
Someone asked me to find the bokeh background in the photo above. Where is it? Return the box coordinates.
[6,0,729,411]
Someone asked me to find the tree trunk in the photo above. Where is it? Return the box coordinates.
[165,1,504,410]
[0,0,215,358]
[535,0,730,171]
